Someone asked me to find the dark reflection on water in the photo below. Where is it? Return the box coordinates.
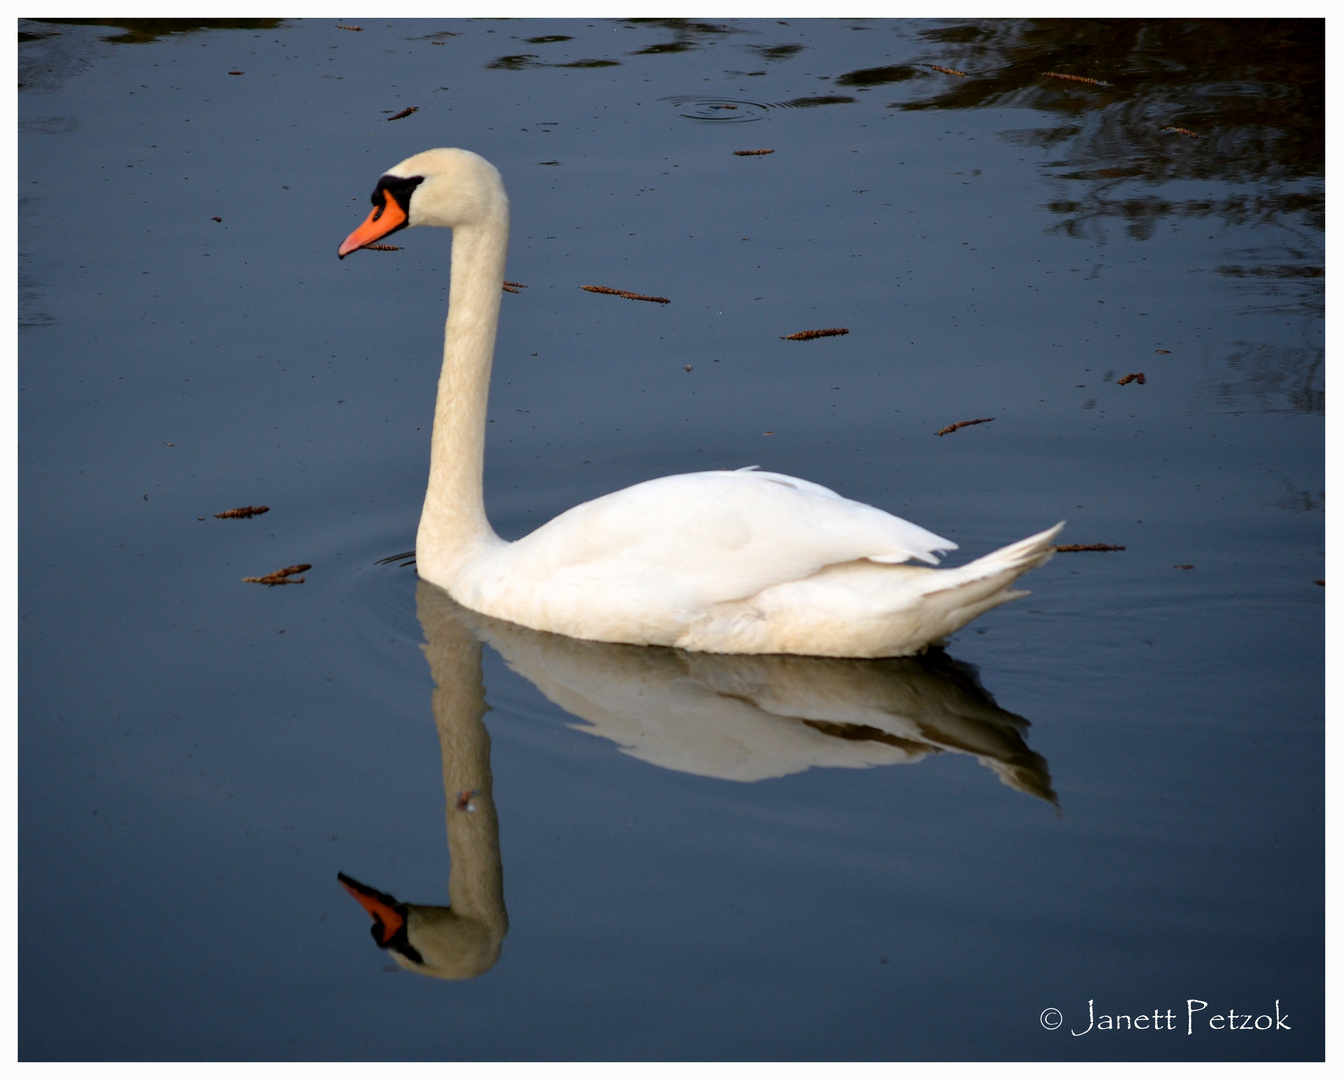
[1208,343,1323,415]
[17,18,284,93]
[843,18,1324,417]
[488,53,621,71]
[625,18,744,37]
[781,93,857,108]
[876,20,1323,229]
[747,43,807,62]
[631,41,698,57]
[33,17,285,45]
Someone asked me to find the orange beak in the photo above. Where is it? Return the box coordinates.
[337,189,409,258]
[338,872,407,945]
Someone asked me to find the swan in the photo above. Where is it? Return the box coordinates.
[338,148,1062,658]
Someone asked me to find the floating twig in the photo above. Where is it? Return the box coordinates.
[926,64,967,77]
[243,563,312,585]
[1117,372,1146,386]
[782,327,849,341]
[1163,126,1200,138]
[364,243,401,251]
[734,148,775,156]
[337,24,362,31]
[1156,349,1171,354]
[503,280,527,293]
[227,71,244,76]
[1042,71,1110,85]
[582,285,670,304]
[387,106,418,121]
[269,563,310,578]
[1052,543,1125,552]
[215,505,269,519]
[936,417,994,436]
[1175,564,1194,570]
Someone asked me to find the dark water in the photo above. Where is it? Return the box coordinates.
[18,18,1323,1061]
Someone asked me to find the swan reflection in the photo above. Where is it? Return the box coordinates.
[340,580,1054,978]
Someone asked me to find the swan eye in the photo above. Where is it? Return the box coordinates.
[372,174,425,221]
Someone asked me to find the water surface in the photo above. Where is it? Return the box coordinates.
[18,17,1323,1061]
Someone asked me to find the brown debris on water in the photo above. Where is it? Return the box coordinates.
[1043,71,1111,86]
[364,243,401,251]
[1053,543,1125,552]
[734,148,775,156]
[388,107,418,121]
[583,285,670,304]
[783,327,849,341]
[925,64,968,77]
[1117,372,1146,386]
[936,417,994,436]
[503,280,527,293]
[215,505,269,519]
[227,71,244,76]
[243,563,312,586]
[1163,126,1200,138]
[337,24,362,31]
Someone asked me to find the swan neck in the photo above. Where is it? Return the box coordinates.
[417,209,508,581]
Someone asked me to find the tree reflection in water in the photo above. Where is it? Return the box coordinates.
[839,19,1323,415]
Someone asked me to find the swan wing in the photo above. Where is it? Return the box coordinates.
[455,470,956,642]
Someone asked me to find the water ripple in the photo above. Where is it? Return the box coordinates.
[663,96,771,123]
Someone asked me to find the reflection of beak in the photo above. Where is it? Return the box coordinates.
[337,189,408,258]
[337,871,406,945]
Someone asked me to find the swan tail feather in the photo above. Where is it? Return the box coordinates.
[926,522,1063,594]
[897,523,1063,642]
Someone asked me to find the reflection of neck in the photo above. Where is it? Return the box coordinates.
[418,580,508,943]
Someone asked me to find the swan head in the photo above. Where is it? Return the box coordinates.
[338,147,507,258]
[338,872,503,980]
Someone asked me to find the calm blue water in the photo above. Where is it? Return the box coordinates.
[19,18,1323,1060]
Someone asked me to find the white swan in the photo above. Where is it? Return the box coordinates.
[339,148,1061,658]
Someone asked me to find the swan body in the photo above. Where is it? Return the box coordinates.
[340,148,1061,657]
